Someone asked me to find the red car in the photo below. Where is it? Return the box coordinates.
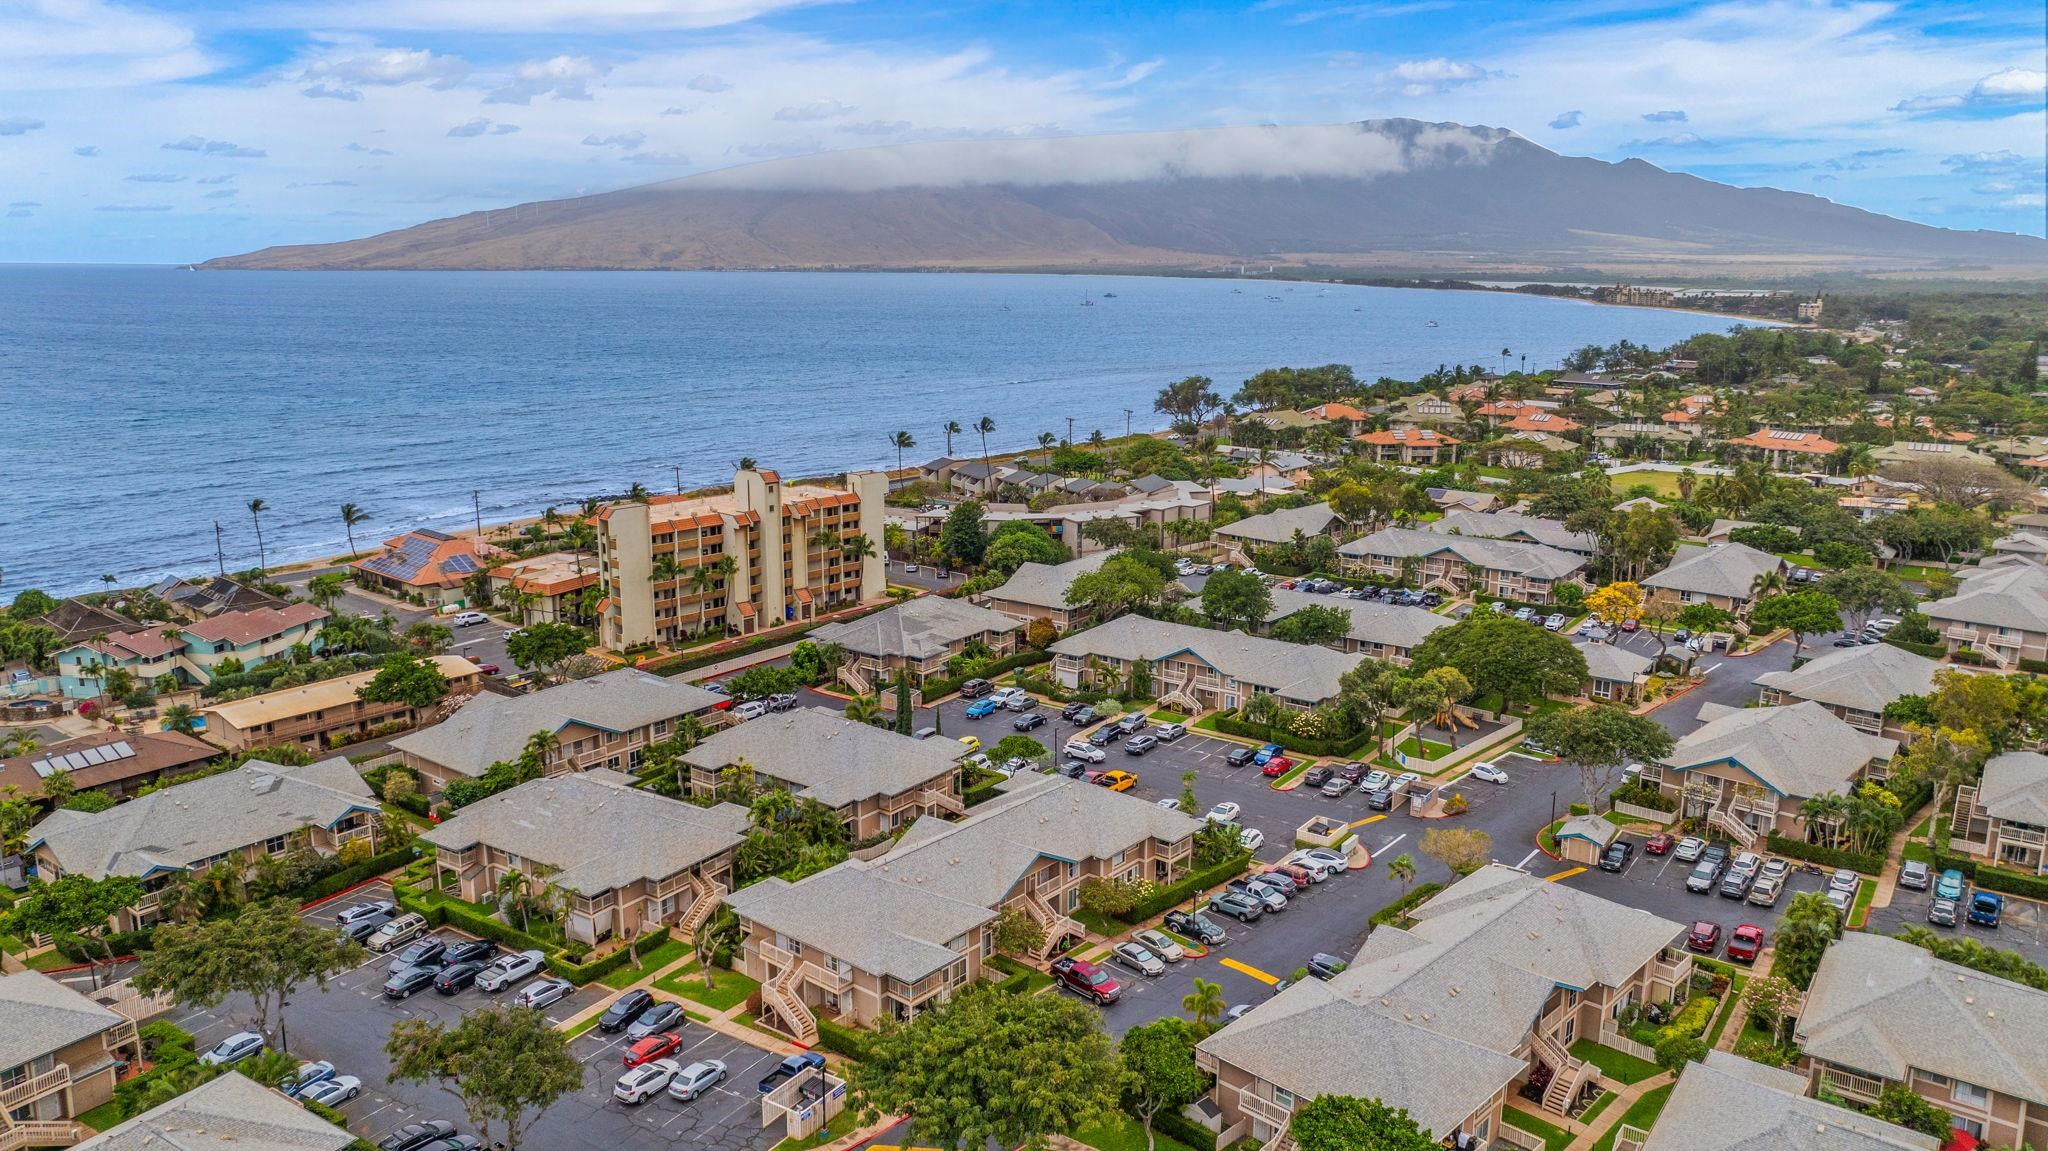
[1685,921,1721,954]
[624,1032,683,1067]
[1726,923,1764,963]
[1643,833,1675,856]
[1260,756,1295,778]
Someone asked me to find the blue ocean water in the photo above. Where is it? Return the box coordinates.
[0,266,1749,595]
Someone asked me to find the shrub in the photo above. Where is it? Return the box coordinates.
[1205,712,1374,759]
[2020,657,2048,675]
[294,845,417,904]
[1117,851,1253,925]
[1969,862,2048,902]
[1568,802,1590,817]
[814,1015,876,1062]
[56,928,155,962]
[550,928,671,984]
[1951,648,1987,666]
[917,650,1052,701]
[1369,882,1444,928]
[1656,993,1716,1043]
[302,1098,351,1128]
[1148,1107,1219,1151]
[1654,1034,1708,1072]
[1765,832,1883,876]
[1882,636,1948,659]
[1610,782,1676,812]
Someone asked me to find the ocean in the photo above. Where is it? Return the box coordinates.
[1,266,1751,595]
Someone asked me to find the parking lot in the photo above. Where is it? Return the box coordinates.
[1865,882,2048,967]
[169,883,790,1151]
[1556,844,1834,964]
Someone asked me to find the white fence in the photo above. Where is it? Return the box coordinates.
[1612,800,1676,824]
[1597,1024,1659,1064]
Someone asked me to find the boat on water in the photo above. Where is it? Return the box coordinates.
[1102,292,1117,298]
[1265,295,1282,302]
[1080,299,1094,306]
[1426,320,1440,327]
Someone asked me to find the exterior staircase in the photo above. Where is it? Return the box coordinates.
[676,872,726,938]
[1158,687,1201,713]
[1535,1032,1594,1116]
[0,1120,83,1151]
[839,664,872,697]
[1708,808,1759,851]
[1023,887,1084,963]
[762,957,818,1046]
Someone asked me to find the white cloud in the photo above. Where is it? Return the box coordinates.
[0,0,210,89]
[581,130,646,149]
[687,74,732,92]
[0,116,44,135]
[306,48,469,89]
[1641,109,1688,123]
[1942,149,2029,175]
[2000,193,2046,209]
[484,55,608,104]
[163,135,266,156]
[1548,110,1581,129]
[263,0,828,33]
[1893,66,2046,113]
[1381,57,1492,96]
[302,82,361,101]
[774,98,856,121]
[1625,131,1706,148]
[124,172,185,182]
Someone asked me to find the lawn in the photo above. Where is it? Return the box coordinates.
[1500,1105,1574,1151]
[1590,1084,1674,1151]
[1539,817,1566,854]
[1848,878,1877,929]
[76,1100,124,1133]
[1706,974,1751,1050]
[1614,470,1687,498]
[599,938,692,990]
[769,1107,860,1151]
[1075,1114,1201,1151]
[1149,709,1189,725]
[655,961,759,1012]
[24,950,72,972]
[1570,1039,1661,1085]
[1578,1091,1619,1129]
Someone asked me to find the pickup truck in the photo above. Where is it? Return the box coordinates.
[756,1052,826,1094]
[1049,957,1123,1004]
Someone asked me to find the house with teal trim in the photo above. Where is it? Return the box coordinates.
[54,603,328,699]
[1642,700,1897,852]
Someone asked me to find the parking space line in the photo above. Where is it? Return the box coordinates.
[1548,867,1587,882]
[1516,848,1542,870]
[1217,957,1280,985]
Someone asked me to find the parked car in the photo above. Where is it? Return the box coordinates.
[1249,871,1298,897]
[1112,942,1166,977]
[624,1032,684,1068]
[1157,723,1187,742]
[388,938,448,974]
[384,965,439,999]
[1302,765,1333,788]
[1319,776,1353,798]
[1294,847,1349,873]
[1227,879,1287,912]
[757,1052,827,1094]
[342,914,393,943]
[598,989,656,1034]
[1365,786,1396,811]
[475,949,547,992]
[1123,734,1158,756]
[442,939,496,966]
[1013,712,1045,731]
[1131,929,1185,962]
[626,1000,687,1041]
[1685,858,1723,893]
[1644,833,1674,856]
[1828,868,1859,896]
[1720,853,1762,899]
[335,900,397,927]
[1599,840,1635,873]
[956,678,992,698]
[1209,890,1266,923]
[1673,837,1706,862]
[734,700,769,721]
[1970,891,2005,928]
[1928,897,1960,928]
[1096,769,1138,791]
[1265,861,1314,887]
[987,687,1023,706]
[1003,695,1036,713]
[767,692,799,712]
[1468,762,1509,785]
[957,735,981,752]
[367,913,428,952]
[1225,746,1258,767]
[1207,801,1243,823]
[433,961,488,994]
[1061,740,1105,763]
[1936,868,1967,900]
[1306,952,1350,980]
[1726,924,1765,964]
[411,1136,483,1151]
[1061,701,1092,720]
[1259,755,1294,777]
[1050,957,1123,1004]
[1746,874,1784,907]
[1899,860,1931,892]
[452,611,487,627]
[279,1060,336,1097]
[1252,743,1285,765]
[1513,607,1536,621]
[378,1122,459,1151]
[1336,761,1367,783]
[965,697,1001,719]
[1238,828,1266,852]
[1117,713,1149,734]
[1543,613,1567,631]
[1686,921,1722,953]
[514,976,573,1009]
[1163,909,1226,944]
[614,1060,681,1104]
[300,1076,363,1106]
[668,1059,728,1102]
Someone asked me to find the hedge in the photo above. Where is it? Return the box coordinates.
[1883,636,1948,659]
[551,928,672,985]
[294,845,418,905]
[302,1098,351,1129]
[963,777,1007,808]
[1610,783,1676,812]
[390,882,589,971]
[1960,860,2048,902]
[646,623,830,679]
[1765,833,1884,877]
[814,1015,877,1062]
[1205,712,1374,759]
[918,650,1053,702]
[1147,1108,1220,1151]
[2021,657,2048,675]
[1952,648,1988,666]
[1117,851,1254,925]
[56,929,154,963]
[1370,882,1445,928]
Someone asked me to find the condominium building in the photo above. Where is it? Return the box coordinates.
[1920,559,2048,670]
[1247,587,1449,665]
[53,603,328,698]
[1049,615,1363,712]
[198,654,484,753]
[681,708,965,839]
[71,1071,357,1151]
[488,550,600,626]
[1644,701,1897,851]
[0,729,218,802]
[1338,527,1586,604]
[1752,643,1943,739]
[810,596,1022,691]
[1640,542,1788,615]
[596,467,886,650]
[978,552,1112,630]
[1948,751,2048,872]
[1642,1051,1937,1151]
[0,969,140,1151]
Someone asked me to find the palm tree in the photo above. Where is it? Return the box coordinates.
[974,416,996,470]
[161,703,198,735]
[523,729,560,771]
[156,873,207,924]
[1386,852,1416,897]
[1182,977,1225,1027]
[246,498,269,573]
[890,431,916,475]
[942,420,962,456]
[736,457,758,472]
[497,868,536,931]
[844,694,885,726]
[340,503,370,558]
[649,556,682,641]
[100,574,117,594]
[1750,569,1789,601]
[1037,431,1057,451]
[688,565,718,638]
[841,533,876,576]
[1087,429,1106,448]
[627,482,651,504]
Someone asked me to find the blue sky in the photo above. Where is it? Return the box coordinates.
[1,0,2042,262]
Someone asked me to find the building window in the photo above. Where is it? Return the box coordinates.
[1272,1087,1296,1110]
[1678,590,1696,603]
[1952,1080,1989,1108]
[263,835,288,855]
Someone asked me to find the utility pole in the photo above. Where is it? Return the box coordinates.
[1065,416,1074,445]
[471,490,483,541]
[213,522,225,576]
[674,465,683,495]
[1123,409,1133,439]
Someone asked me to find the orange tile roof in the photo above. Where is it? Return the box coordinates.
[1729,429,1841,454]
[1660,410,1700,423]
[792,588,813,604]
[1502,413,1583,432]
[1476,400,1542,417]
[1355,428,1459,447]
[2021,456,2048,469]
[1306,402,1368,422]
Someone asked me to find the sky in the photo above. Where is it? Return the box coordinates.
[1,0,2042,263]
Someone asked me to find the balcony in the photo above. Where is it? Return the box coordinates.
[1945,626,1981,646]
[1818,1066,1885,1105]
[1650,947,1694,987]
[0,1064,71,1111]
[1233,1085,1294,1131]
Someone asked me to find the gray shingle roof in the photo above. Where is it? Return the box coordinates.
[1425,510,1597,555]
[1260,588,1451,652]
[1577,641,1652,684]
[1049,615,1364,705]
[0,969,123,1069]
[1642,542,1785,600]
[723,865,994,983]
[419,770,748,896]
[1556,814,1618,847]
[1661,701,1896,800]
[1751,644,1942,714]
[30,758,376,879]
[1199,865,1684,1138]
[982,551,1112,611]
[390,669,723,779]
[1643,1051,1939,1151]
[74,1068,358,1151]
[811,596,1022,660]
[1213,502,1341,545]
[1976,751,2048,828]
[1797,933,2048,1104]
[1338,527,1586,581]
[681,707,962,809]
[1922,560,2048,634]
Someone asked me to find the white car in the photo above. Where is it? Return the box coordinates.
[1132,929,1185,961]
[1064,741,1106,763]
[514,975,573,1009]
[1361,770,1392,792]
[1239,828,1266,852]
[475,948,548,992]
[1155,797,1181,811]
[452,611,487,627]
[1206,801,1243,824]
[1828,868,1859,895]
[298,1076,363,1106]
[667,1059,728,1102]
[1293,847,1349,873]
[733,700,769,720]
[199,1031,264,1067]
[1673,836,1707,862]
[988,687,1024,705]
[615,1059,681,1104]
[1467,762,1509,785]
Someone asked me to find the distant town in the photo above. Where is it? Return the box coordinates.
[4,291,2048,1151]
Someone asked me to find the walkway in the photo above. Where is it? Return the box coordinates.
[1563,1071,1674,1151]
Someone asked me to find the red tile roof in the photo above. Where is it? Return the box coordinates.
[1355,428,1459,447]
[182,603,328,646]
[1728,429,1840,454]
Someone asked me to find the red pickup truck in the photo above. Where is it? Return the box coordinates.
[1049,957,1122,1005]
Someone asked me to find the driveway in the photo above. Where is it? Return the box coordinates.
[1554,844,1833,964]
[1609,624,1809,739]
[1865,884,2048,968]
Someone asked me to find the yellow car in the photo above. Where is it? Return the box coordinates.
[1096,770,1137,792]
[957,735,981,752]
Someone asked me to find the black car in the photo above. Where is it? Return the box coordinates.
[1365,786,1396,811]
[388,938,447,973]
[626,999,687,1040]
[415,1140,484,1151]
[442,939,497,966]
[1302,766,1333,788]
[1163,909,1227,944]
[433,961,487,994]
[958,678,993,698]
[1306,952,1350,981]
[1013,713,1045,731]
[384,965,438,999]
[1060,701,1090,720]
[1225,746,1258,768]
[598,988,656,1033]
[1088,726,1117,747]
[1070,706,1097,726]
[1598,840,1635,873]
[1420,593,1444,607]
[378,1121,459,1151]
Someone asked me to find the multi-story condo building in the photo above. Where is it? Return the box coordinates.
[681,708,964,838]
[1211,502,1346,563]
[71,1072,357,1151]
[978,552,1111,631]
[488,551,599,626]
[1752,643,1944,740]
[420,770,745,947]
[1644,701,1897,851]
[1338,527,1586,604]
[1948,751,2048,872]
[596,466,886,650]
[1640,1050,1939,1151]
[198,654,483,753]
[1919,558,2048,670]
[1352,427,1458,464]
[1423,510,1598,558]
[1049,615,1362,713]
[1247,587,1449,664]
[809,596,1022,692]
[0,729,217,802]
[1195,865,1690,1150]
[1797,934,2048,1149]
[0,969,142,1151]
[725,774,1200,1044]
[1639,542,1788,615]
[54,603,328,698]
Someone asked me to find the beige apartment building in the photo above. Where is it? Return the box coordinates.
[978,551,1110,630]
[596,466,887,650]
[0,970,142,1151]
[725,775,1202,1044]
[1645,701,1898,852]
[1337,527,1586,604]
[809,595,1022,692]
[1751,643,1943,740]
[1949,751,2048,872]
[1049,615,1362,713]
[420,770,747,947]
[1640,542,1788,615]
[488,550,599,626]
[198,654,483,753]
[681,708,964,839]
[1920,558,2048,670]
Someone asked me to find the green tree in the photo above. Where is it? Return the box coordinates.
[386,1005,584,1151]
[1334,659,1405,759]
[1180,977,1225,1028]
[973,416,997,470]
[983,523,1068,575]
[1774,890,1844,988]
[247,497,269,573]
[940,500,989,567]
[305,572,347,611]
[850,983,1125,1151]
[1385,852,1416,896]
[1288,1094,1438,1151]
[1419,827,1491,876]
[1153,375,1223,432]
[1270,604,1352,646]
[340,502,371,558]
[136,898,361,1046]
[1120,1020,1211,1151]
[889,430,917,476]
[1749,590,1843,661]
[1929,668,2019,746]
[990,906,1046,957]
[1817,567,1914,632]
[1201,568,1272,630]
[1177,769,1199,816]
[1525,704,1675,812]
[1870,1084,1953,1138]
[1655,1034,1709,1072]
[356,652,452,710]
[403,621,453,654]
[1409,613,1589,709]
[726,664,804,701]
[1897,724,1991,850]
[505,621,592,682]
[12,874,145,986]
[1064,554,1169,621]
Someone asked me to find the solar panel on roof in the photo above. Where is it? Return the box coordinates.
[30,759,55,778]
[61,751,91,771]
[78,745,110,765]
[107,740,135,759]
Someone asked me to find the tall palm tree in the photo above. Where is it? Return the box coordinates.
[627,482,651,504]
[161,703,198,735]
[688,565,718,637]
[1037,432,1057,451]
[340,503,370,558]
[1182,977,1225,1027]
[497,868,536,931]
[974,416,996,470]
[890,431,916,475]
[841,533,876,572]
[523,729,560,772]
[247,498,269,573]
[1386,853,1416,896]
[1749,569,1789,601]
[942,420,962,456]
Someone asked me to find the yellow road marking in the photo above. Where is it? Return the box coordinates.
[1218,957,1281,985]
[1548,867,1587,882]
[1347,814,1387,829]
